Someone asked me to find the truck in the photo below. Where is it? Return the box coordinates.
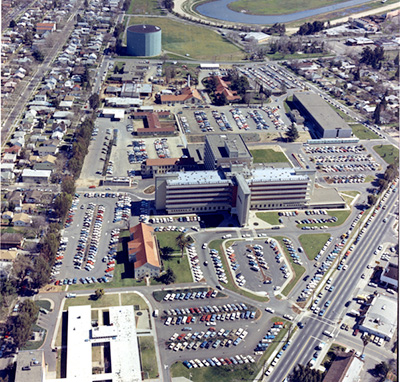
[66,293,76,298]
[348,309,360,317]
[153,309,159,317]
[323,330,333,338]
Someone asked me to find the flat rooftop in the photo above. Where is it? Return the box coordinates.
[248,168,309,183]
[167,170,232,186]
[294,92,350,131]
[206,134,251,160]
[66,305,142,382]
[15,350,44,382]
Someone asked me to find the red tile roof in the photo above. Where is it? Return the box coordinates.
[128,223,160,269]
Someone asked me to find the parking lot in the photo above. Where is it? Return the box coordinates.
[222,239,288,293]
[51,193,129,284]
[178,105,293,135]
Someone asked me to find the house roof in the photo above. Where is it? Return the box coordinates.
[323,351,363,382]
[214,76,241,101]
[0,233,23,245]
[160,87,202,102]
[12,213,32,223]
[0,250,18,262]
[128,223,160,269]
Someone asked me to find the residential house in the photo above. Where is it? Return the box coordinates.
[33,154,57,170]
[21,169,52,183]
[25,190,42,204]
[128,223,161,279]
[12,213,32,227]
[21,204,38,214]
[2,211,14,220]
[0,233,24,249]
[37,140,59,156]
[2,153,17,163]
[6,191,23,211]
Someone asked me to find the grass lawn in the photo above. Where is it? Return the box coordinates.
[63,294,120,310]
[127,0,162,14]
[250,149,289,163]
[364,175,375,183]
[138,336,159,379]
[296,210,351,228]
[208,240,269,303]
[121,292,149,310]
[159,255,193,283]
[155,231,184,253]
[35,300,51,311]
[228,0,349,15]
[273,237,305,297]
[340,190,360,206]
[299,233,331,260]
[256,212,280,225]
[128,17,243,61]
[373,144,399,165]
[351,124,381,140]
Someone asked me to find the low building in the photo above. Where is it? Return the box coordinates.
[128,223,161,278]
[322,350,364,382]
[160,87,202,105]
[33,154,57,171]
[293,92,352,139]
[21,169,51,183]
[15,349,45,382]
[213,76,241,102]
[12,213,32,227]
[67,305,141,382]
[141,157,198,178]
[0,233,24,249]
[380,263,398,289]
[100,108,125,120]
[133,111,176,136]
[36,22,56,34]
[358,294,397,340]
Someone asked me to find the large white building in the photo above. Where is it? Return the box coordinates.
[66,305,142,382]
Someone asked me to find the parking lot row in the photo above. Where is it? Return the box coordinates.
[183,354,255,369]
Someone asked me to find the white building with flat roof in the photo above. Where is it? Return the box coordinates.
[66,305,141,382]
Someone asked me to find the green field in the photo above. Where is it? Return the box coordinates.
[121,293,149,310]
[273,236,306,296]
[127,0,162,14]
[63,294,120,310]
[159,255,193,283]
[296,210,351,228]
[340,191,360,206]
[155,231,184,253]
[138,336,159,379]
[250,149,289,163]
[351,124,381,140]
[256,212,280,225]
[373,144,399,165]
[228,0,349,15]
[299,233,331,260]
[128,17,243,60]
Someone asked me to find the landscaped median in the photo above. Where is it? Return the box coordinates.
[208,240,269,303]
[273,237,305,297]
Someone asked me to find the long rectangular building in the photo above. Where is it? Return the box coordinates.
[293,92,352,139]
[155,167,316,226]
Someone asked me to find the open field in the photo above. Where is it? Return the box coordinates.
[155,231,183,253]
[250,149,289,163]
[63,294,120,310]
[256,212,280,225]
[373,144,399,165]
[299,233,331,260]
[160,255,193,283]
[228,0,350,15]
[128,17,244,61]
[139,336,159,379]
[127,0,162,14]
[351,124,381,140]
[121,293,149,310]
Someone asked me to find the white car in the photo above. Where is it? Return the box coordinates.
[265,307,275,314]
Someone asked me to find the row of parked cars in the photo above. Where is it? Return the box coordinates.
[194,110,214,133]
[183,354,255,369]
[187,244,204,282]
[320,162,379,173]
[209,248,228,284]
[312,154,375,163]
[212,109,232,131]
[128,140,148,163]
[65,194,80,228]
[304,144,365,154]
[113,194,131,223]
[326,174,366,184]
[51,237,68,279]
[171,328,249,352]
[162,289,217,302]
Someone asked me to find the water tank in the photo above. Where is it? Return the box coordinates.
[126,24,162,57]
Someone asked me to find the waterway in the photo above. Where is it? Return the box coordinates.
[196,0,376,24]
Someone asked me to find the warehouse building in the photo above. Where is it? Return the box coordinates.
[293,92,352,139]
[126,24,162,57]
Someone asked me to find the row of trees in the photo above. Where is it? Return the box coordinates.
[360,46,385,70]
[297,21,325,36]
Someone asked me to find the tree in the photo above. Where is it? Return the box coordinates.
[31,256,51,288]
[286,124,299,142]
[362,334,371,355]
[88,93,100,110]
[94,289,105,300]
[160,246,174,260]
[367,194,377,206]
[288,364,324,382]
[10,300,39,348]
[374,361,390,377]
[161,267,176,284]
[32,50,45,62]
[53,192,72,219]
[9,20,16,28]
[176,234,191,258]
[61,176,76,195]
